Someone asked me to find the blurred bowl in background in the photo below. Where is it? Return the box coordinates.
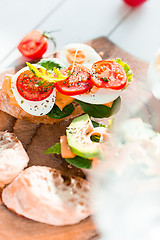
[148,48,160,100]
[91,117,160,240]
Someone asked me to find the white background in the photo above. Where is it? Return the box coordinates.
[0,0,159,70]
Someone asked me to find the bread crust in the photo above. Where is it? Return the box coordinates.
[0,131,29,188]
[0,91,83,124]
[2,166,91,226]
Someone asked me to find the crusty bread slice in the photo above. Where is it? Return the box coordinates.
[2,166,91,226]
[0,91,83,124]
[0,131,29,188]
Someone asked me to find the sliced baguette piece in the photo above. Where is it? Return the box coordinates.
[2,166,91,226]
[0,131,29,188]
[0,91,83,124]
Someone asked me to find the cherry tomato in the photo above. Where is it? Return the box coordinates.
[90,60,127,90]
[18,30,48,59]
[55,64,92,96]
[123,0,147,7]
[16,70,54,101]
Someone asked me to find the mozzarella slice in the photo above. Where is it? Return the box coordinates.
[73,88,121,104]
[11,65,56,116]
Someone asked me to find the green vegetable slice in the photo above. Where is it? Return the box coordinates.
[65,156,92,169]
[75,97,121,118]
[47,103,75,119]
[45,143,61,154]
[26,62,71,84]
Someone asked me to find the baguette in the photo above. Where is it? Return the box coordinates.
[0,90,83,124]
[2,166,91,226]
[0,131,29,188]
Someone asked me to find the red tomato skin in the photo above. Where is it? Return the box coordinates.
[90,60,127,90]
[18,30,48,60]
[55,64,93,96]
[123,0,147,7]
[16,70,54,101]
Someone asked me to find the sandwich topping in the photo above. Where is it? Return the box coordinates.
[16,70,54,101]
[90,60,127,90]
[54,64,93,96]
[45,114,111,169]
[2,43,133,118]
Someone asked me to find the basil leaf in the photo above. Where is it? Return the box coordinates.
[45,143,61,154]
[47,103,75,119]
[65,156,92,169]
[37,58,65,70]
[75,97,121,118]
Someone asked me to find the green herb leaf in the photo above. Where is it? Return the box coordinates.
[45,143,61,154]
[37,58,65,70]
[92,120,100,128]
[92,120,107,128]
[75,97,121,118]
[65,156,92,169]
[47,103,75,119]
[102,77,109,82]
[99,123,107,128]
[114,58,133,82]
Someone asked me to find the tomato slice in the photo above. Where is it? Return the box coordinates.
[55,64,92,96]
[90,60,127,90]
[18,30,48,60]
[16,70,54,101]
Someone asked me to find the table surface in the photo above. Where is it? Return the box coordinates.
[0,2,159,239]
[0,0,159,70]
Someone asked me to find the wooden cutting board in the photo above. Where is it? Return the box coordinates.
[0,37,159,240]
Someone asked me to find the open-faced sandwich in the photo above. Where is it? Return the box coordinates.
[0,43,133,124]
[0,42,133,228]
[1,114,111,225]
